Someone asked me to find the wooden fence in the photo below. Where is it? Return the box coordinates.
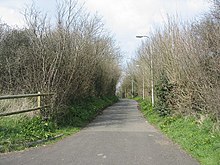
[0,92,54,117]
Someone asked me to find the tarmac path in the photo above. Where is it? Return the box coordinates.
[0,99,199,165]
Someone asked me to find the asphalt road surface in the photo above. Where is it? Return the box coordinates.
[0,99,199,165]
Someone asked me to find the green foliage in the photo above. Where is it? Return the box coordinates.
[0,116,55,152]
[56,96,118,127]
[0,96,118,153]
[136,98,220,165]
[155,72,174,116]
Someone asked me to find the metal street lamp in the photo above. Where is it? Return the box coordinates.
[136,65,145,100]
[132,78,134,98]
[136,35,149,38]
[136,35,154,106]
[127,73,134,98]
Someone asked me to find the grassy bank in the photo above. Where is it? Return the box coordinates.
[0,96,118,153]
[135,97,220,165]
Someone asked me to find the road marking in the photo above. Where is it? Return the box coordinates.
[97,153,107,159]
[97,153,103,156]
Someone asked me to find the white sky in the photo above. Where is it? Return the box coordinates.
[0,0,211,61]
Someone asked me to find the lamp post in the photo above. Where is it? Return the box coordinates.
[136,64,145,100]
[136,35,149,38]
[136,35,154,106]
[127,73,134,98]
[131,78,134,98]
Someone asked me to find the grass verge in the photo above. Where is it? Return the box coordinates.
[0,96,118,153]
[135,97,220,165]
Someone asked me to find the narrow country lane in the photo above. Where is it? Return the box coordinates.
[0,99,199,165]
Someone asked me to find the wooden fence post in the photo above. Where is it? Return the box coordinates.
[0,93,54,117]
[37,92,41,108]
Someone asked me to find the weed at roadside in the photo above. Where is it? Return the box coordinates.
[0,96,118,153]
[135,97,220,165]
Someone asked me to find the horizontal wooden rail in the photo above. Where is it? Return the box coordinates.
[0,93,54,100]
[0,105,50,117]
[0,92,54,117]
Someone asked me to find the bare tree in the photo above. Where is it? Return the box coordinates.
[122,1,220,127]
[0,0,121,120]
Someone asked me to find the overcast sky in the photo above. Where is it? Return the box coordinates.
[0,0,211,60]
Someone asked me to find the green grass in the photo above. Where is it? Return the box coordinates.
[135,97,220,165]
[0,96,118,153]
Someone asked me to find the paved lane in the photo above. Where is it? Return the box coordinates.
[0,99,199,165]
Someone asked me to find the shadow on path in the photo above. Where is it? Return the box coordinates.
[0,99,199,165]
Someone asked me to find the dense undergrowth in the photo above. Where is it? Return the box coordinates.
[135,97,220,165]
[0,96,118,153]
